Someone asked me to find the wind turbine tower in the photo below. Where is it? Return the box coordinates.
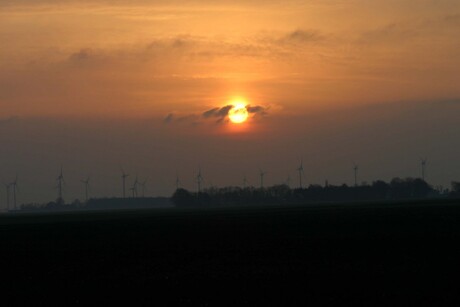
[353,164,358,187]
[421,158,427,181]
[197,168,203,192]
[57,167,65,203]
[129,186,136,198]
[4,183,10,211]
[297,159,304,189]
[243,175,248,188]
[121,169,129,198]
[81,176,90,202]
[175,173,181,190]
[259,169,266,188]
[11,176,18,210]
[140,179,147,197]
[132,176,139,198]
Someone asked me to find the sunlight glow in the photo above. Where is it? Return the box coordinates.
[228,102,249,124]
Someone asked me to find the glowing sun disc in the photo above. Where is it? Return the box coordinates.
[228,104,249,124]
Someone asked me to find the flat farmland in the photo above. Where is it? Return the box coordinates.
[1,200,460,305]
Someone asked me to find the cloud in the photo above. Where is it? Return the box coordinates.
[202,105,232,119]
[165,103,268,126]
[69,49,92,61]
[176,114,200,123]
[163,113,174,123]
[358,23,418,45]
[247,105,268,116]
[202,104,268,121]
[281,29,323,44]
[163,113,202,126]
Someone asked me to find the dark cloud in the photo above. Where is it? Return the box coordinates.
[163,113,174,123]
[203,103,269,123]
[281,30,323,44]
[162,112,202,126]
[69,49,92,61]
[165,104,268,126]
[359,23,419,45]
[202,105,232,118]
[202,107,219,118]
[176,114,199,123]
[247,105,268,115]
[202,104,268,120]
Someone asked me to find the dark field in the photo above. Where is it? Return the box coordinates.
[2,200,460,305]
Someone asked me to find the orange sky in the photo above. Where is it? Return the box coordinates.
[1,0,459,118]
[0,0,459,204]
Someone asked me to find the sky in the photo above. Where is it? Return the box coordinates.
[0,0,459,206]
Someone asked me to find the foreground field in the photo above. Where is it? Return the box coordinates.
[1,200,460,304]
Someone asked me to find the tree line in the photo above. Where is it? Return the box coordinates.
[172,178,460,207]
[17,178,460,211]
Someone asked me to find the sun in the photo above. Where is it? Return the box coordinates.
[228,103,249,124]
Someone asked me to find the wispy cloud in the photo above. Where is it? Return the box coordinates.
[202,105,233,119]
[165,104,268,125]
[280,29,323,45]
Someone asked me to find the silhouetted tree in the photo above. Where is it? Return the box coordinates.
[452,181,460,197]
[172,188,195,207]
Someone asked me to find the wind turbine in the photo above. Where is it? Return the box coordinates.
[121,168,129,198]
[197,168,203,192]
[353,163,358,187]
[4,183,10,211]
[297,159,304,189]
[132,176,139,198]
[129,186,136,198]
[175,173,181,190]
[259,169,266,188]
[243,174,248,188]
[421,158,427,181]
[56,166,65,203]
[139,179,147,197]
[10,175,18,210]
[285,173,291,188]
[80,176,90,202]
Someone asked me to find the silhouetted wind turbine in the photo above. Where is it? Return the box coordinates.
[243,175,248,188]
[285,173,291,188]
[197,168,203,192]
[132,176,139,198]
[129,186,136,198]
[4,183,10,211]
[353,163,358,187]
[175,173,181,190]
[56,166,65,203]
[259,169,266,188]
[121,168,129,198]
[297,159,304,189]
[10,175,18,210]
[139,179,147,197]
[421,158,427,181]
[81,176,90,202]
